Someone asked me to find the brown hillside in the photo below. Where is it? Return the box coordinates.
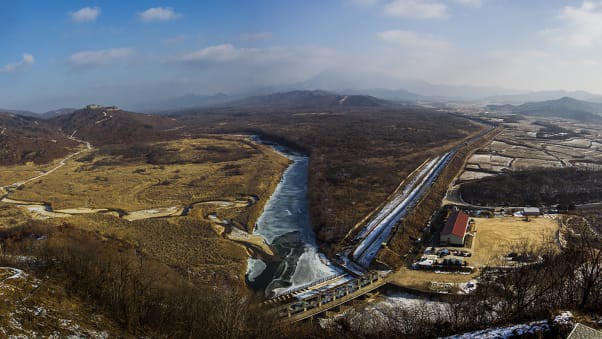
[0,112,78,165]
[48,106,181,146]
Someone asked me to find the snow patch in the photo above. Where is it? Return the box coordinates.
[246,258,267,282]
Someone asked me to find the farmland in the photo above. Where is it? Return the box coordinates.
[456,116,602,183]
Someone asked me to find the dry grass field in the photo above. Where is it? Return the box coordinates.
[1,135,290,286]
[0,158,72,187]
[57,212,252,284]
[470,216,559,267]
[10,136,289,219]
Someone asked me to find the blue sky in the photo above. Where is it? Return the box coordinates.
[1,1,602,111]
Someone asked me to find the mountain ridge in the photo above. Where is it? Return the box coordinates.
[220,90,392,109]
[487,96,602,122]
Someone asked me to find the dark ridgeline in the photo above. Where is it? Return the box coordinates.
[487,96,602,122]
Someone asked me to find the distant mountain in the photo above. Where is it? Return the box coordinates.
[40,108,77,119]
[289,71,522,101]
[0,107,78,119]
[394,79,522,101]
[486,90,602,105]
[136,73,589,112]
[49,105,181,145]
[133,93,236,112]
[342,88,424,102]
[487,97,602,122]
[0,112,79,165]
[224,90,390,109]
[0,108,38,117]
[292,71,361,92]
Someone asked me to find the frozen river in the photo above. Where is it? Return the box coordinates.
[245,140,339,297]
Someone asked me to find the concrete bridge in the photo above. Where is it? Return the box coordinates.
[270,271,388,323]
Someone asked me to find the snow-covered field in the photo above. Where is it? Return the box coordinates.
[459,170,496,181]
[468,154,513,166]
[445,311,574,339]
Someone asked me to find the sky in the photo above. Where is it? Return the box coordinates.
[1,0,602,111]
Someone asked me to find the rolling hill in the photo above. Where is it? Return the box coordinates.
[40,108,77,119]
[0,112,79,165]
[0,108,38,117]
[487,97,602,122]
[48,105,181,146]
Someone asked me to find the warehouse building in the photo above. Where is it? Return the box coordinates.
[440,210,470,246]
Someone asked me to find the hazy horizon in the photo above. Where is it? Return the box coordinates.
[2,1,602,111]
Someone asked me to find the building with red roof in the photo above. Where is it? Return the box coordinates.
[440,210,470,246]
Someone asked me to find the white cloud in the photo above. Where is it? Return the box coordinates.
[68,48,134,67]
[377,29,451,50]
[174,44,339,85]
[353,0,482,17]
[177,44,328,65]
[383,0,448,19]
[451,0,482,7]
[0,53,35,73]
[138,7,181,22]
[350,0,381,6]
[70,7,101,23]
[178,44,242,63]
[546,1,602,47]
[240,32,273,42]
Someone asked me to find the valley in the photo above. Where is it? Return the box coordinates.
[0,94,601,337]
[6,2,602,337]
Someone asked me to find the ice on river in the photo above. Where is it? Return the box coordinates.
[249,145,338,295]
[272,246,340,296]
[246,258,267,282]
[254,155,314,244]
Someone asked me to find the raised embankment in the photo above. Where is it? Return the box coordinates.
[381,125,501,269]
